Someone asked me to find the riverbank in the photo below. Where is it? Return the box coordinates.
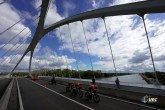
[140,72,165,85]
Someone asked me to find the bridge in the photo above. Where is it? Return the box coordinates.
[0,0,165,110]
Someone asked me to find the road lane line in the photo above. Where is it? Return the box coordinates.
[16,78,24,110]
[29,79,94,110]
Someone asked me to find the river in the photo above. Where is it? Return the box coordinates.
[98,74,147,84]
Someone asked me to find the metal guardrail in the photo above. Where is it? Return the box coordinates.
[0,78,14,110]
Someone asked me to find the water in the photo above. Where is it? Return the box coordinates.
[98,74,147,84]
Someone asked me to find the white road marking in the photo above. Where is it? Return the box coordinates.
[29,79,94,110]
[16,78,24,110]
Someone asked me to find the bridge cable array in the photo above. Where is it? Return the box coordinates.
[68,24,81,79]
[0,31,31,65]
[0,31,30,60]
[1,17,38,57]
[0,16,39,50]
[0,15,39,72]
[1,35,31,73]
[0,6,40,35]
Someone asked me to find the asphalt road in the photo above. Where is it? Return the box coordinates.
[18,78,162,110]
[0,78,11,99]
[18,78,91,110]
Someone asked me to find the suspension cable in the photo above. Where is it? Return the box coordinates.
[8,45,28,72]
[0,31,30,60]
[1,40,29,67]
[0,6,40,35]
[0,16,39,50]
[139,14,159,84]
[58,27,70,77]
[102,17,118,77]
[81,21,95,79]
[0,34,30,66]
[68,24,81,78]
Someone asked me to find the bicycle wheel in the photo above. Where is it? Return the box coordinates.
[73,88,77,96]
[78,90,83,98]
[93,94,100,103]
[66,87,70,93]
[85,91,91,100]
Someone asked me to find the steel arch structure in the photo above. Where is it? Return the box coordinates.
[11,0,165,74]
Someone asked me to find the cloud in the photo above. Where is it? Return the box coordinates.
[44,0,64,26]
[0,54,30,72]
[62,1,76,17]
[91,0,105,9]
[31,46,76,70]
[0,2,33,72]
[0,43,29,54]
[128,50,150,64]
[154,55,165,62]
[0,3,31,43]
[32,0,64,26]
[110,0,144,6]
[0,46,76,72]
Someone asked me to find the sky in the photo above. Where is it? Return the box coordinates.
[0,0,165,73]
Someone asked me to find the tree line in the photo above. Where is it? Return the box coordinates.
[11,69,130,79]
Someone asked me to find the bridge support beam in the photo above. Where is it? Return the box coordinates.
[29,49,34,76]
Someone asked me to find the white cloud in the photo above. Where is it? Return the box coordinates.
[110,0,144,6]
[63,1,76,17]
[0,54,30,72]
[44,0,64,26]
[0,2,33,72]
[91,0,104,9]
[0,3,31,43]
[32,0,64,26]
[31,46,75,70]
[0,46,76,72]
[0,43,29,54]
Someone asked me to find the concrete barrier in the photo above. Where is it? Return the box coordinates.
[0,78,14,110]
[39,76,165,108]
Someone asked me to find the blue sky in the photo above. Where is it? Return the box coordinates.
[0,0,165,73]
